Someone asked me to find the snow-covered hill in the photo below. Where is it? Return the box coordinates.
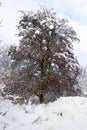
[0,95,87,130]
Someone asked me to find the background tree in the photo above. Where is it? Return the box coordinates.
[0,47,11,84]
[77,67,87,96]
[5,7,81,103]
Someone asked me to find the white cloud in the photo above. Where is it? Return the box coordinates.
[46,0,87,21]
[0,0,41,45]
[67,19,87,65]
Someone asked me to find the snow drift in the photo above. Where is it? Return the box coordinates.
[0,95,87,130]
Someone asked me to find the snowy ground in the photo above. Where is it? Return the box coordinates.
[0,95,87,130]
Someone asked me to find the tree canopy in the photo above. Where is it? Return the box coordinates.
[6,7,80,103]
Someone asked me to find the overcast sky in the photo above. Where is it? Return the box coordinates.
[0,0,87,66]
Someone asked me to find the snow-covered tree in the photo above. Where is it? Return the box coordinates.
[6,7,80,102]
[0,47,11,83]
[77,67,87,96]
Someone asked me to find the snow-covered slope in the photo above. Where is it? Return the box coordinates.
[0,96,87,130]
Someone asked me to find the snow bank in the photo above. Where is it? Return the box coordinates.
[0,96,87,130]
